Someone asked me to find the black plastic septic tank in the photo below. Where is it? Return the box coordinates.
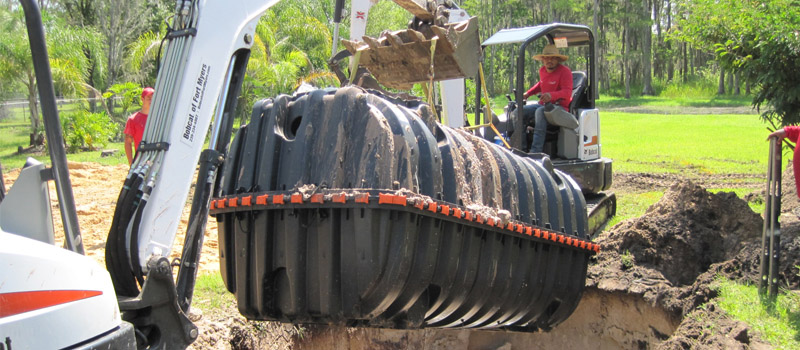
[212,86,596,331]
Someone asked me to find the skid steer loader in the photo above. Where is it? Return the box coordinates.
[332,3,613,237]
[478,23,616,238]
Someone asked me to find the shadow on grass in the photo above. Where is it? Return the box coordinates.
[760,290,800,342]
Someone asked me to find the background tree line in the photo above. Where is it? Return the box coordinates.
[1,0,797,149]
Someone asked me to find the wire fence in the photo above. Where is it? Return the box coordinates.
[0,97,123,124]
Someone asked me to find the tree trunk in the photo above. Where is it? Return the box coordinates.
[641,0,654,95]
[718,69,726,95]
[682,42,688,82]
[623,27,631,98]
[593,0,599,39]
[653,0,662,80]
[734,73,741,95]
[26,74,43,146]
[728,70,735,94]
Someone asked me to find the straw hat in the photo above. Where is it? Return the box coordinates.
[533,44,568,62]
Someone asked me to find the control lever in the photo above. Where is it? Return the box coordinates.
[506,90,517,111]
[504,90,517,137]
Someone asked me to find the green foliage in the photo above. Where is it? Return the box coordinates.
[620,250,634,269]
[125,30,164,86]
[676,0,800,127]
[363,0,410,37]
[716,278,800,349]
[0,6,106,140]
[236,1,338,121]
[192,273,234,313]
[60,110,117,152]
[103,82,143,122]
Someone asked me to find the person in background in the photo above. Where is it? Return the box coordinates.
[124,87,154,165]
[521,44,573,153]
[768,126,800,198]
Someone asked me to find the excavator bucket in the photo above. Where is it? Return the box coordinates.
[210,87,597,332]
[341,16,481,90]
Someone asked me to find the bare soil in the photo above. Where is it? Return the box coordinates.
[3,159,799,349]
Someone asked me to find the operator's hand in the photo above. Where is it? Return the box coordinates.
[541,92,552,103]
[768,128,786,141]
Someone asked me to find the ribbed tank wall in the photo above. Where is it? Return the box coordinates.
[214,87,592,331]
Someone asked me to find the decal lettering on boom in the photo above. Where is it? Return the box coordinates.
[182,63,211,145]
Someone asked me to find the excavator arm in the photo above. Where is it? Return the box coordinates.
[103,1,281,348]
[106,0,278,295]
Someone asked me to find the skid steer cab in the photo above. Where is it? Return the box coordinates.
[475,23,615,236]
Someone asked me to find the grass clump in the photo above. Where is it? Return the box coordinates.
[620,250,634,270]
[192,273,235,314]
[716,278,800,349]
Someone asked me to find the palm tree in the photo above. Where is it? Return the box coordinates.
[125,1,339,123]
[0,7,104,146]
[236,6,337,121]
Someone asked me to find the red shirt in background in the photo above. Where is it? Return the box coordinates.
[124,111,148,149]
[782,126,800,198]
[524,64,573,110]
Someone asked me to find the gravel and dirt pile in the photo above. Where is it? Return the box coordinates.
[4,161,800,349]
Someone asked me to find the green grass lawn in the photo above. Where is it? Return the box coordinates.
[596,94,753,108]
[600,111,770,226]
[1,104,128,172]
[0,121,127,171]
[716,278,800,350]
[602,112,768,176]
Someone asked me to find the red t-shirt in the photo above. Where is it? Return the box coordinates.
[124,111,148,149]
[783,126,800,198]
[525,64,573,110]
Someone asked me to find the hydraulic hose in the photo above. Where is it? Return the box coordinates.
[106,0,200,295]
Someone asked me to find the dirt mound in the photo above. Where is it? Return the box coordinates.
[590,179,800,348]
[596,180,762,287]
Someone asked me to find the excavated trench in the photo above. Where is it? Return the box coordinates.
[287,288,680,349]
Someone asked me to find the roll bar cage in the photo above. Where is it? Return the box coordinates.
[476,23,597,150]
